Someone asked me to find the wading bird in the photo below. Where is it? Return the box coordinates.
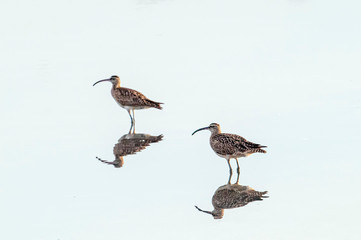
[93,75,163,133]
[192,123,267,174]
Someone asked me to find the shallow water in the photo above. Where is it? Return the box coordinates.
[1,0,361,239]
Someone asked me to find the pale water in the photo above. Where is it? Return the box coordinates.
[1,1,360,239]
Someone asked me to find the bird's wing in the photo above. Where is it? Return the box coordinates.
[212,134,248,155]
[113,87,151,107]
[114,87,162,109]
[226,134,266,149]
[114,139,148,156]
[243,189,268,203]
[212,133,266,155]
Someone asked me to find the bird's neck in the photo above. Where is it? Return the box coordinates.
[113,81,121,89]
[113,79,120,88]
[210,129,221,137]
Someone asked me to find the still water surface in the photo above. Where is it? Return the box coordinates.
[1,0,361,239]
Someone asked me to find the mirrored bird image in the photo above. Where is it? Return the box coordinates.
[96,133,163,168]
[192,123,267,174]
[195,182,268,219]
[195,169,268,219]
[93,75,163,133]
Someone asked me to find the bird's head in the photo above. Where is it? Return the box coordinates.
[93,75,120,87]
[192,123,221,135]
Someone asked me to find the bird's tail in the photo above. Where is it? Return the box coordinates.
[251,148,267,154]
[259,191,269,198]
[147,100,163,110]
[251,191,269,201]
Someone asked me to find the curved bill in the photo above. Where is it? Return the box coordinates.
[192,126,209,135]
[195,206,214,216]
[93,78,111,86]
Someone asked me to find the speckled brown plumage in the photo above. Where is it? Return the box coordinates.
[113,133,163,156]
[192,123,267,174]
[96,133,163,168]
[212,184,268,210]
[195,173,268,219]
[211,133,267,157]
[93,75,163,132]
[111,86,162,109]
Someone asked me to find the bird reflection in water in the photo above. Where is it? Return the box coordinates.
[96,133,163,168]
[195,171,268,219]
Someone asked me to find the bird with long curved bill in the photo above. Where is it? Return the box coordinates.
[93,75,163,133]
[192,123,267,174]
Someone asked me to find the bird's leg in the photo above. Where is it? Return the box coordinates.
[127,109,133,125]
[132,109,135,125]
[132,124,136,134]
[132,109,136,134]
[235,158,240,175]
[227,167,232,185]
[127,110,134,134]
[235,158,240,184]
[227,158,233,177]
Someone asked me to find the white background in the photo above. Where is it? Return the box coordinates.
[1,0,360,239]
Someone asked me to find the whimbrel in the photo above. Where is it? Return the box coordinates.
[192,123,267,174]
[96,133,163,168]
[93,75,163,133]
